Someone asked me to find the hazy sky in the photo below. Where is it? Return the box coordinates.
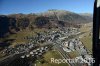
[0,0,95,14]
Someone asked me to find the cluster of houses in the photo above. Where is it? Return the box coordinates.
[62,38,92,66]
[2,43,37,55]
[25,27,79,44]
[2,42,49,60]
[20,46,48,58]
[1,27,82,65]
[62,39,88,55]
[75,55,93,66]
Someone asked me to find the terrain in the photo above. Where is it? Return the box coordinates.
[0,10,92,38]
[0,10,93,66]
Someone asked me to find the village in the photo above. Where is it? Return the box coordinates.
[0,27,92,66]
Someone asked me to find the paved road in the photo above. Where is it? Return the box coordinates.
[53,32,89,66]
[54,41,78,66]
[0,31,90,66]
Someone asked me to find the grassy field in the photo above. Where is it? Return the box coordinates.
[79,23,92,53]
[68,23,92,58]
[6,28,49,46]
[68,51,79,58]
[8,31,34,46]
[80,32,92,53]
[33,50,69,66]
[80,23,92,32]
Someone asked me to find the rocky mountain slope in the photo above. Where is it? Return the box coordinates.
[0,10,93,37]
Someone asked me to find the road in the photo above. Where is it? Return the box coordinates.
[53,32,89,66]
[0,31,90,66]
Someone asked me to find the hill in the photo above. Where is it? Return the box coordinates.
[39,10,93,23]
[0,10,93,37]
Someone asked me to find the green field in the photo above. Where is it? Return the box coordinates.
[33,50,69,66]
[79,23,92,53]
[68,50,79,58]
[80,32,92,53]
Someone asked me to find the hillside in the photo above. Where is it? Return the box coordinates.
[0,10,93,38]
[39,10,93,23]
[79,13,93,22]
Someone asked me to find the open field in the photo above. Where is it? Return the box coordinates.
[68,50,79,58]
[33,50,69,66]
[80,23,92,32]
[80,32,92,53]
[2,28,48,46]
[79,23,92,53]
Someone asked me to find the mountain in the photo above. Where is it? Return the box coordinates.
[0,10,93,37]
[79,13,93,17]
[39,10,93,23]
[79,13,93,22]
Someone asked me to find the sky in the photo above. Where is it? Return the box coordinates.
[0,0,95,15]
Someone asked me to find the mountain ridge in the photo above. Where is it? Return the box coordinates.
[0,10,93,37]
